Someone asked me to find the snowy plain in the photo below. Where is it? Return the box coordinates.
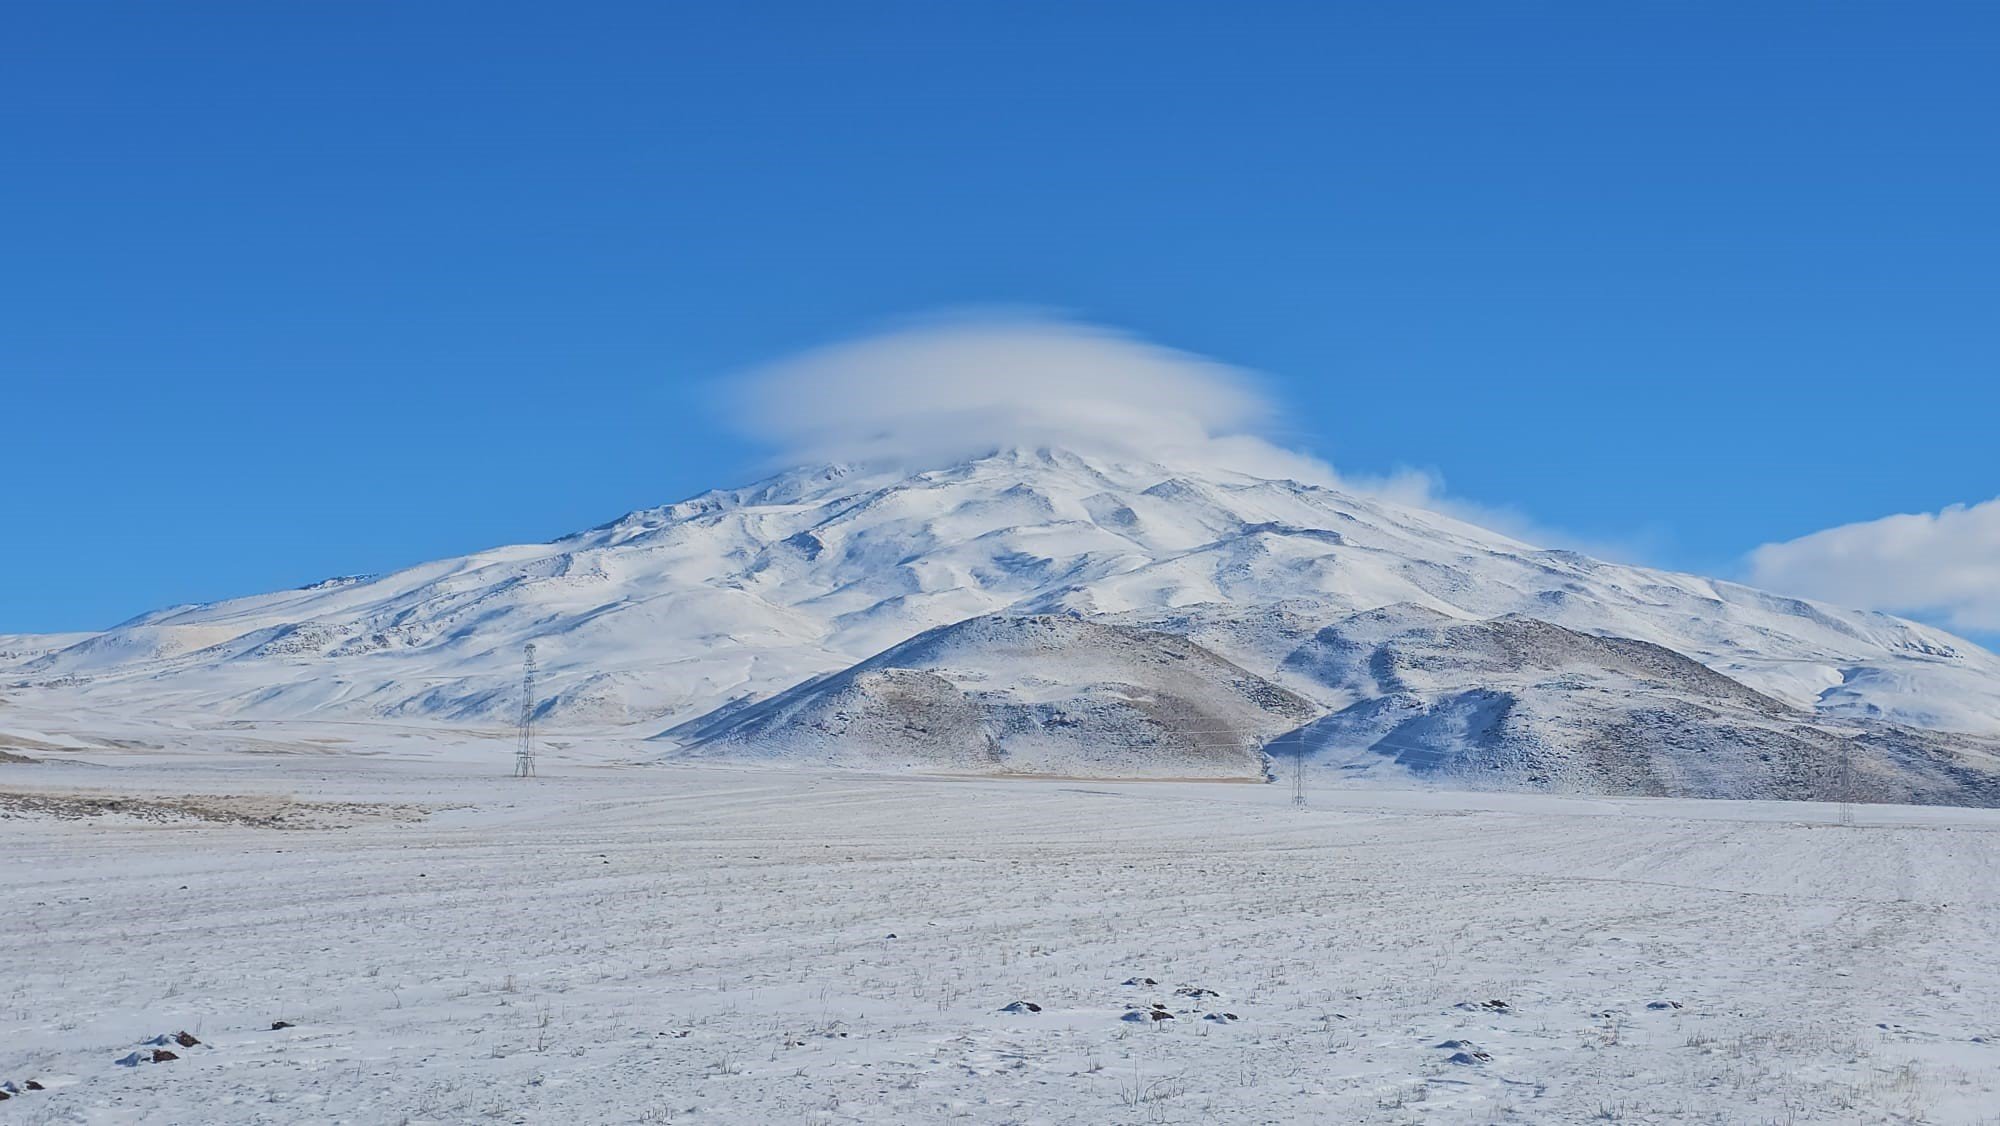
[6,728,2000,1125]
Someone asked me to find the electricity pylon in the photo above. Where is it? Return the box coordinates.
[1838,740,1853,826]
[513,643,538,778]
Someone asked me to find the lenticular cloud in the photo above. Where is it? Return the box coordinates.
[725,316,1330,481]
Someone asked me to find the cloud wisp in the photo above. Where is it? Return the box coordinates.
[1748,498,2000,634]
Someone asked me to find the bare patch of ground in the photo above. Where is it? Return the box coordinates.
[0,788,433,828]
[0,733,69,754]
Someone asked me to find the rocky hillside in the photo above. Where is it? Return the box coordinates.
[666,614,1317,779]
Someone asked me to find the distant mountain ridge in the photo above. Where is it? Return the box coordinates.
[6,445,1999,799]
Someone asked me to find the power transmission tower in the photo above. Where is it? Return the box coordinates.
[513,643,538,778]
[1292,739,1307,807]
[1837,740,1853,826]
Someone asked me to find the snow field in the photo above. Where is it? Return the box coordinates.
[4,755,2000,1124]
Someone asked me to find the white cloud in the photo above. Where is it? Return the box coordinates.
[1747,498,2000,632]
[726,313,1322,478]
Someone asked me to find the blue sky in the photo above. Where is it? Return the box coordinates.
[3,3,1996,639]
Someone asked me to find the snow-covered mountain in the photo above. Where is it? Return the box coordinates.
[7,446,2000,797]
